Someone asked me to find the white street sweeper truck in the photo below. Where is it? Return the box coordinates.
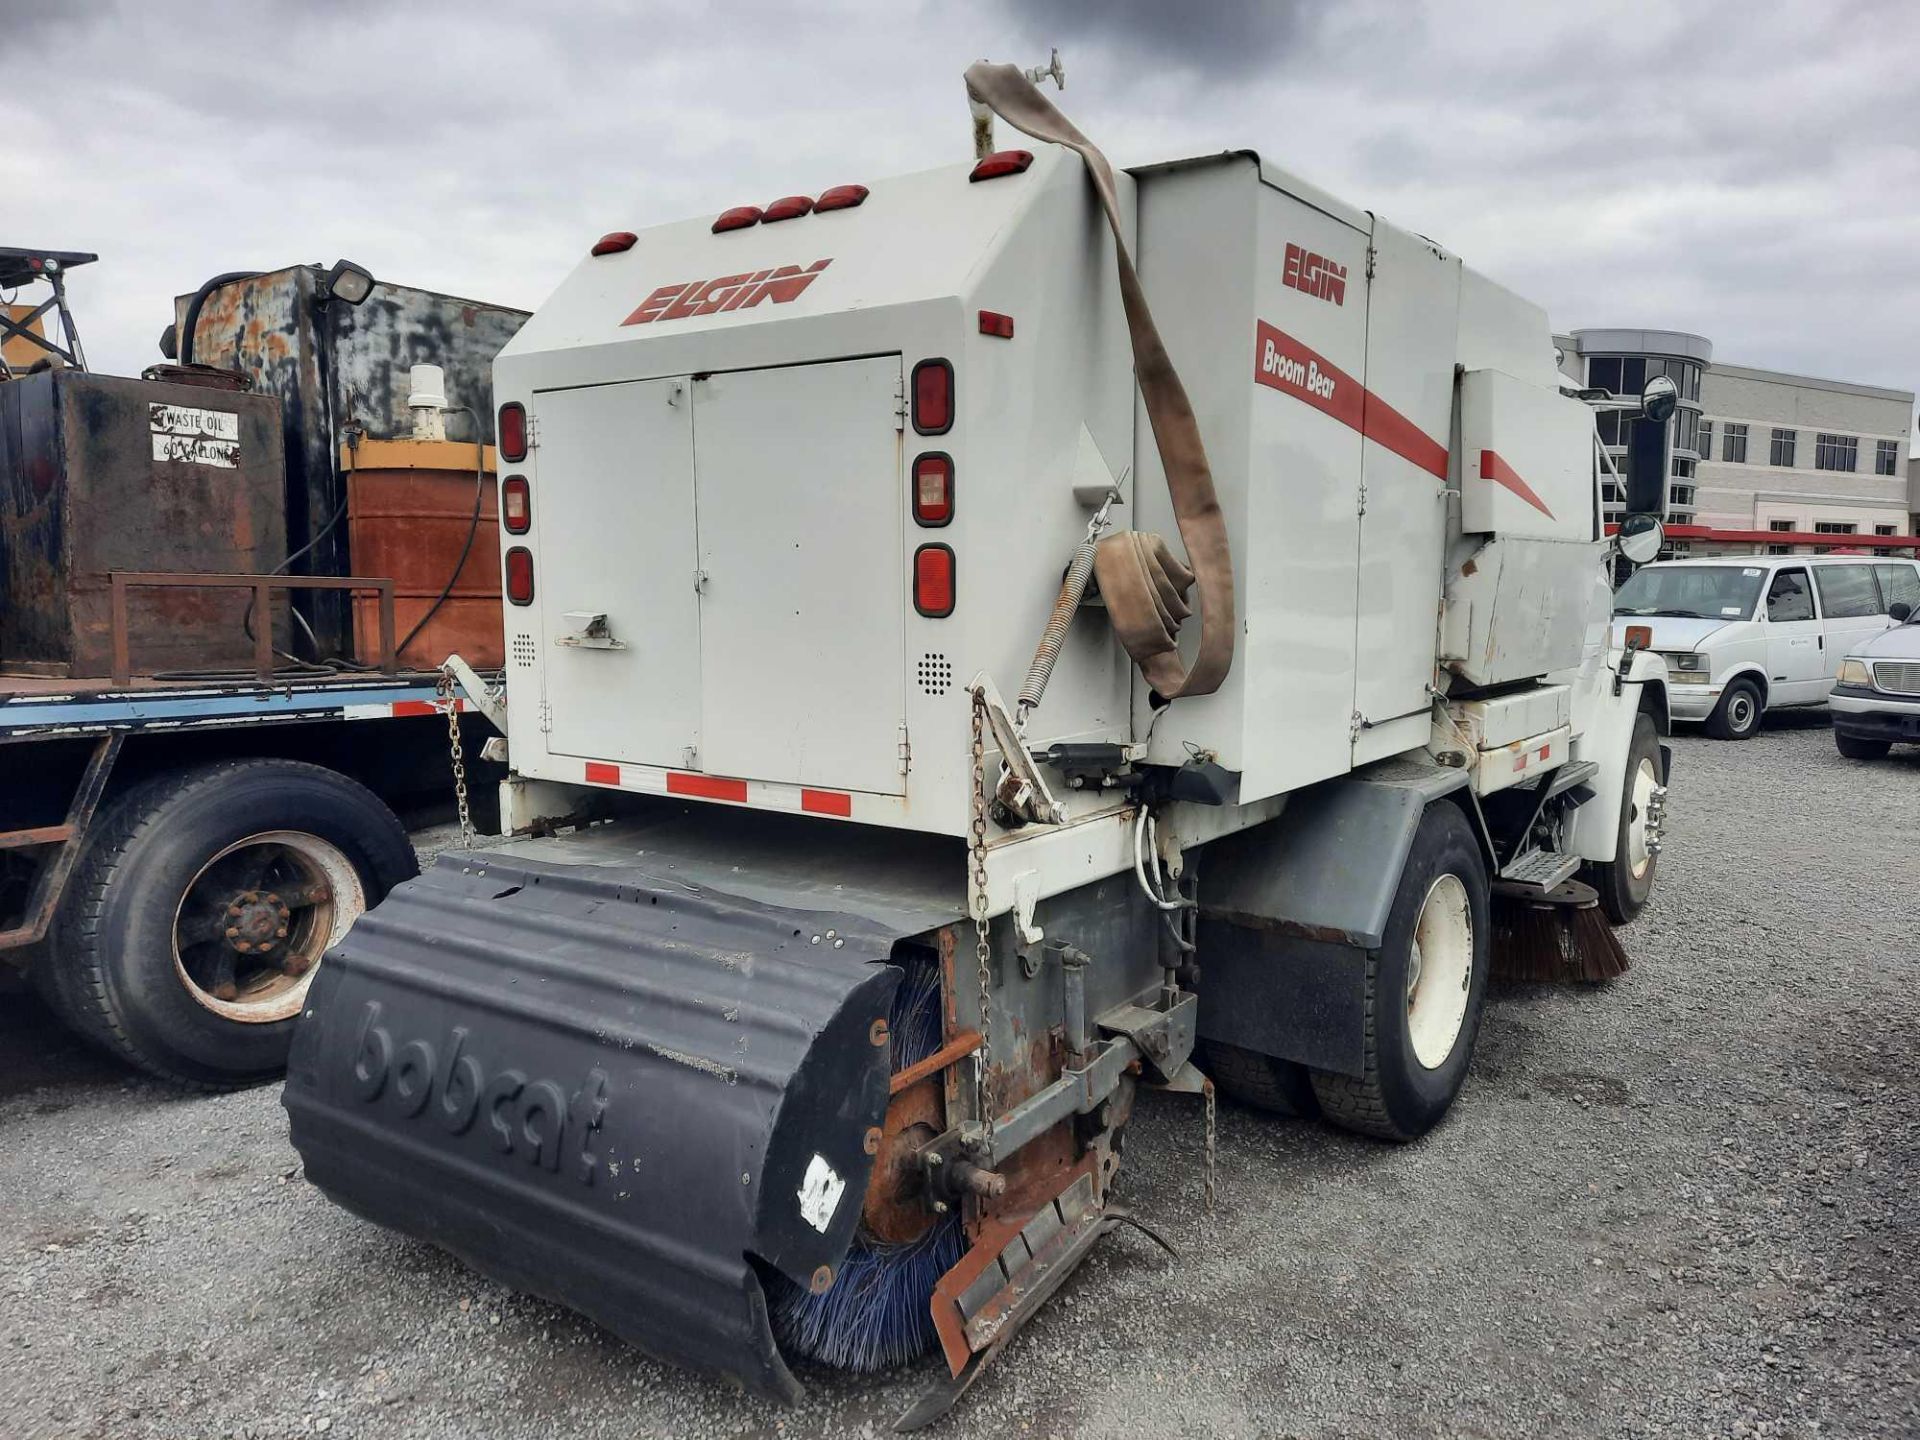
[283,60,1674,1425]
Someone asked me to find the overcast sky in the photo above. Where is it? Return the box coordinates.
[8,0,1916,445]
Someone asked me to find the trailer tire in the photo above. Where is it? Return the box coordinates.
[49,759,416,1088]
[1199,1039,1318,1118]
[1704,678,1763,740]
[1310,802,1489,1142]
[1585,714,1661,925]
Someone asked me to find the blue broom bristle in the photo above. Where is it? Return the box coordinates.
[772,957,963,1373]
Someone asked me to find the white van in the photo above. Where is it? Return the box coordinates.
[1611,554,1920,739]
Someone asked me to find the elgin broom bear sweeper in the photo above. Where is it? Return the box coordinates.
[283,61,1674,1425]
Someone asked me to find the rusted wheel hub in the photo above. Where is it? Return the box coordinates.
[222,888,292,966]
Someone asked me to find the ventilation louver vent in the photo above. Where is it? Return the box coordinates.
[916,653,953,697]
[511,633,538,667]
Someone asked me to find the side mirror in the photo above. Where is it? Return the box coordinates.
[1640,373,1678,423]
[1892,601,1913,623]
[1623,412,1669,517]
[1617,513,1665,566]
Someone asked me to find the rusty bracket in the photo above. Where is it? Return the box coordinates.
[108,571,397,685]
[0,733,123,953]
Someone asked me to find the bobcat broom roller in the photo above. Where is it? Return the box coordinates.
[284,57,1675,1424]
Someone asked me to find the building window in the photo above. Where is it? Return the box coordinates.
[1877,440,1900,476]
[1875,524,1898,536]
[1769,519,1795,532]
[1723,422,1748,463]
[1770,428,1796,467]
[1766,544,1790,555]
[1812,563,1881,618]
[1596,410,1621,446]
[1814,434,1859,472]
[1671,456,1695,481]
[1587,357,1621,394]
[1700,419,1712,458]
[1673,410,1699,455]
[1601,480,1623,504]
[1669,485,1696,508]
[1813,521,1857,535]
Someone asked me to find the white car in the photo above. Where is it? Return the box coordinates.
[1612,554,1920,740]
[1831,600,1920,758]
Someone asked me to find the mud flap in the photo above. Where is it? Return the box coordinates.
[282,851,903,1401]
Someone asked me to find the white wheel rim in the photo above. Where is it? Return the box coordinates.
[1406,873,1473,1070]
[1728,693,1755,731]
[171,830,366,1024]
[1627,757,1659,879]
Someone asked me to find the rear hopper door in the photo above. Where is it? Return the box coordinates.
[692,356,907,798]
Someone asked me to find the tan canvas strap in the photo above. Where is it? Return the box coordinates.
[964,61,1234,700]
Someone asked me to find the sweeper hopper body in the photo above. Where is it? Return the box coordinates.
[285,72,1673,1423]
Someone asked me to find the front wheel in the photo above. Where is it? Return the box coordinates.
[44,759,417,1087]
[1585,714,1662,925]
[1705,678,1763,740]
[1834,732,1891,760]
[1311,802,1490,1142]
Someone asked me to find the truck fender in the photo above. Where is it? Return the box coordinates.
[1193,760,1470,1077]
[1569,648,1670,865]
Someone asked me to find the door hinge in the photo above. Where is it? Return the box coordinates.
[537,699,554,734]
[1365,245,1378,281]
[1349,709,1366,742]
[694,569,709,593]
[893,373,908,432]
[1357,478,1368,516]
[897,719,912,775]
[525,415,541,449]
[683,746,699,770]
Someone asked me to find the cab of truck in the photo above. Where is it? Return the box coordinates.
[1612,554,1920,739]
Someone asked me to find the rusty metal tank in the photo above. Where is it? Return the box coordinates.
[345,438,503,669]
[175,268,526,657]
[0,369,289,678]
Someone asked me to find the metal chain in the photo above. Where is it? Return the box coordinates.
[437,670,474,849]
[1203,1080,1217,1214]
[968,687,995,1156]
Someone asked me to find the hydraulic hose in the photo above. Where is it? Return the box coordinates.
[176,271,262,366]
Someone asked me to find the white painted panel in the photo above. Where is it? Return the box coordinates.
[693,355,907,796]
[538,377,700,767]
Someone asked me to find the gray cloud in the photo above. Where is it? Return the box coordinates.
[5,0,1914,444]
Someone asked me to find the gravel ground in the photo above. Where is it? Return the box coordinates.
[2,715,1916,1440]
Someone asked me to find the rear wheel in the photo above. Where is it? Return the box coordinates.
[1200,1039,1318,1117]
[46,759,416,1087]
[1311,802,1490,1142]
[1586,714,1662,925]
[1705,678,1763,740]
[1834,732,1891,760]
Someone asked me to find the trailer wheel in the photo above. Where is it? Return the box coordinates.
[1310,802,1489,1142]
[1199,1039,1319,1117]
[1585,714,1662,925]
[48,759,416,1088]
[1704,678,1763,740]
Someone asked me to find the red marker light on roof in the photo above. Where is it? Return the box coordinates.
[978,310,1014,339]
[591,231,637,256]
[969,150,1034,182]
[497,402,527,462]
[505,546,535,606]
[911,359,953,436]
[762,195,814,223]
[501,475,530,534]
[913,544,955,617]
[712,205,762,233]
[912,453,953,527]
[815,184,869,212]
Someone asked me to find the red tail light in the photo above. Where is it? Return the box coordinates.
[712,205,762,233]
[498,402,527,462]
[591,231,637,256]
[505,546,534,606]
[913,544,955,617]
[969,150,1034,183]
[912,453,953,527]
[762,195,814,223]
[501,475,530,534]
[911,359,953,436]
[978,309,1014,339]
[815,184,869,212]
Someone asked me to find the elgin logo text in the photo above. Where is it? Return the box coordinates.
[624,259,832,326]
[350,1001,609,1186]
[1281,243,1347,306]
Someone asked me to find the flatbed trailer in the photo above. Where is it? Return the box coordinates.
[0,666,500,1085]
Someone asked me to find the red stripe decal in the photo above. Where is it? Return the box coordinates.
[1254,321,1448,479]
[585,761,621,785]
[391,700,436,717]
[668,772,749,802]
[1480,449,1555,520]
[800,788,852,817]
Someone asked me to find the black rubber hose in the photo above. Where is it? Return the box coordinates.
[176,271,262,366]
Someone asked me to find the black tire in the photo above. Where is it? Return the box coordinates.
[1200,1039,1319,1118]
[1705,677,1763,740]
[1310,802,1490,1142]
[46,759,416,1088]
[1834,732,1891,760]
[1586,714,1661,926]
